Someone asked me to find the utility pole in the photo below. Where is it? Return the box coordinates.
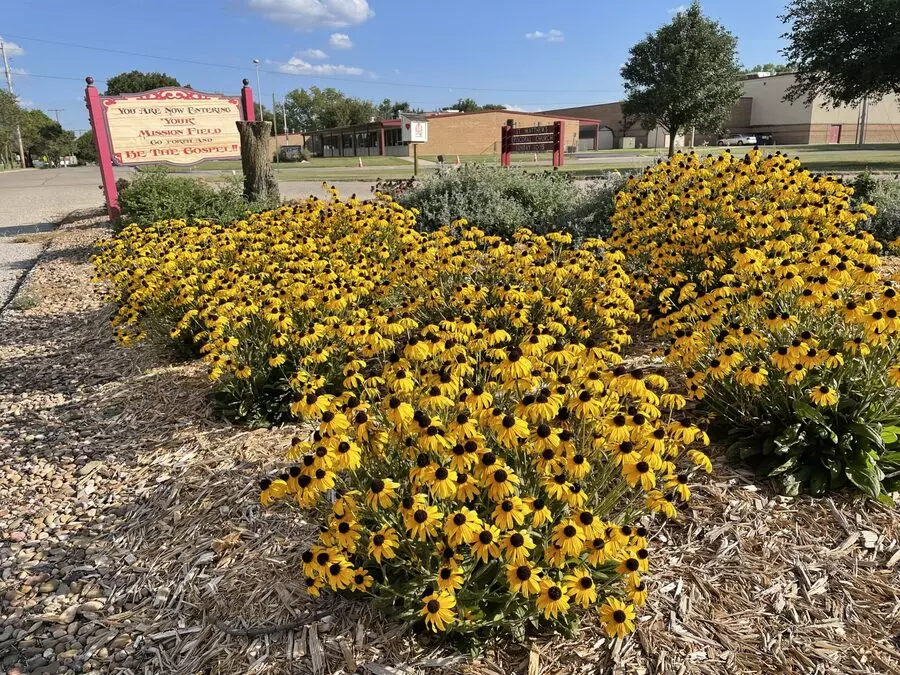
[252,59,263,121]
[271,92,279,163]
[282,95,288,142]
[48,108,64,124]
[1,40,27,168]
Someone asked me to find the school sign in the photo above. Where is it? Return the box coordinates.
[102,89,243,165]
[85,76,256,219]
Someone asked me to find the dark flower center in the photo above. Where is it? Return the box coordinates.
[426,600,440,614]
[547,586,562,601]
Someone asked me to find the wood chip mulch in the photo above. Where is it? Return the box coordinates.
[0,215,898,674]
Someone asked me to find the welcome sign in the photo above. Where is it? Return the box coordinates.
[99,88,244,166]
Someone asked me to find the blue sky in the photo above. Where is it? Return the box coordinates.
[2,0,790,133]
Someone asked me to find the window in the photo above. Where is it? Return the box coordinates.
[385,128,403,147]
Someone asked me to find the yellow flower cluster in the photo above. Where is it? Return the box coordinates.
[609,150,900,496]
[93,189,712,636]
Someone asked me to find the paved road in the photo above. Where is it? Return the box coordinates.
[0,167,376,308]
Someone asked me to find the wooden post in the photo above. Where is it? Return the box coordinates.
[552,121,565,167]
[241,79,255,122]
[236,121,279,203]
[413,143,418,176]
[84,76,120,221]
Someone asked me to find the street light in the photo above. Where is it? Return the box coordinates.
[252,59,263,121]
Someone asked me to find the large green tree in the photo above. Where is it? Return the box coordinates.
[20,110,74,165]
[74,130,97,164]
[0,90,24,168]
[444,98,507,112]
[104,70,180,95]
[621,1,743,156]
[745,62,794,74]
[283,87,378,131]
[781,0,900,106]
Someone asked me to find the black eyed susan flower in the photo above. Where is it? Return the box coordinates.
[259,477,288,506]
[500,530,535,565]
[443,507,482,547]
[626,577,649,606]
[471,524,502,563]
[365,477,400,510]
[492,496,526,530]
[505,562,541,597]
[435,565,465,593]
[525,496,552,527]
[367,526,399,563]
[563,568,598,608]
[599,597,636,639]
[420,591,456,632]
[809,384,838,407]
[404,504,442,542]
[536,578,570,619]
[551,520,585,557]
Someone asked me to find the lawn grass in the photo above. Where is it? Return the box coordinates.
[165,156,411,173]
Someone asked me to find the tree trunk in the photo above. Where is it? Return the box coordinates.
[236,121,280,203]
[668,127,678,157]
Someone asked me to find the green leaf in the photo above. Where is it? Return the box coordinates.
[767,455,799,476]
[773,425,804,456]
[880,426,900,445]
[808,467,829,496]
[877,493,895,507]
[847,422,885,454]
[844,449,883,498]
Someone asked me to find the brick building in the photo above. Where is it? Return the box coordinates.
[544,73,900,147]
[302,110,603,158]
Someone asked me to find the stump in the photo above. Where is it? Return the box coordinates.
[236,121,280,203]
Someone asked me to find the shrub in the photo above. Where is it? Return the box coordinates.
[610,149,900,498]
[853,173,900,245]
[93,191,711,640]
[116,168,275,229]
[394,166,621,240]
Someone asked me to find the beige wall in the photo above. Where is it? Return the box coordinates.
[267,132,305,156]
[542,102,650,147]
[416,111,584,157]
[811,93,900,126]
[743,76,813,126]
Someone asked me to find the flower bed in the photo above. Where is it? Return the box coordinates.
[92,190,712,639]
[609,150,900,498]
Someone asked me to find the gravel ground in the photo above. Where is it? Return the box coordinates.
[1,213,899,674]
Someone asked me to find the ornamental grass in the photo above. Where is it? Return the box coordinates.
[609,149,900,498]
[92,188,712,640]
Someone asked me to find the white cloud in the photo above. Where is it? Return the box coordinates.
[329,32,353,48]
[300,48,328,59]
[525,29,564,43]
[668,4,687,13]
[279,54,366,76]
[501,104,535,112]
[246,0,373,29]
[10,67,27,76]
[0,38,25,57]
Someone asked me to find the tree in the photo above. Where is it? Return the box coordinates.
[105,70,180,95]
[745,62,794,74]
[443,98,507,112]
[781,0,900,106]
[74,130,97,164]
[0,90,24,168]
[620,1,743,156]
[18,110,74,166]
[376,98,417,119]
[283,87,378,131]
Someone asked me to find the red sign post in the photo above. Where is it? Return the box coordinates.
[501,121,565,168]
[84,77,254,221]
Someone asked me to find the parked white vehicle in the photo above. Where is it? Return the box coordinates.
[717,134,757,146]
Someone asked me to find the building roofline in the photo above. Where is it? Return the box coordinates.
[425,109,601,123]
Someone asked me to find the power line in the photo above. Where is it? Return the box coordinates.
[3,33,622,95]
